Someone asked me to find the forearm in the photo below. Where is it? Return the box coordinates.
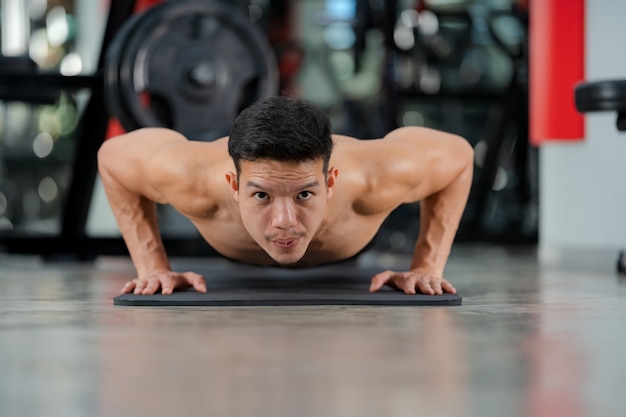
[412,163,473,275]
[100,172,171,276]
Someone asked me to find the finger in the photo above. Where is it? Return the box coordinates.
[121,280,136,294]
[186,272,207,293]
[401,276,417,295]
[161,279,175,295]
[416,279,435,295]
[369,271,394,292]
[430,279,443,295]
[133,280,148,295]
[142,280,161,295]
[441,279,457,294]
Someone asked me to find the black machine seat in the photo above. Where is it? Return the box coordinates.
[575,79,626,130]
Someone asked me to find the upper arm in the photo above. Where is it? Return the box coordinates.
[97,128,188,204]
[376,126,474,204]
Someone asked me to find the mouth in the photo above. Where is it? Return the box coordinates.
[272,238,300,250]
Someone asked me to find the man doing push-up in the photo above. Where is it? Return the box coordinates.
[98,96,474,296]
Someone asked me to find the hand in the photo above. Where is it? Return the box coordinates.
[369,269,456,295]
[121,270,207,295]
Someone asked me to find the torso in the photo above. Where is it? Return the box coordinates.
[162,135,408,266]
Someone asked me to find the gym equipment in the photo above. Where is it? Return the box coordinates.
[0,56,61,104]
[104,0,278,140]
[618,251,626,275]
[464,6,533,239]
[0,0,135,259]
[0,0,534,259]
[574,79,626,275]
[575,80,626,131]
[113,264,463,306]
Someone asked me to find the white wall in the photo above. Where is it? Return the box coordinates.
[540,0,626,252]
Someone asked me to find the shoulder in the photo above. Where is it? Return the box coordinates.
[382,126,473,156]
[100,128,228,164]
[106,127,230,164]
[98,128,231,207]
[99,127,188,158]
[331,127,473,209]
[379,127,473,203]
[145,134,231,208]
[333,126,471,162]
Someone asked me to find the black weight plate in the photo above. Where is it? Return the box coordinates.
[105,0,278,140]
[104,12,149,134]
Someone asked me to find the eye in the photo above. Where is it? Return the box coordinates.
[254,192,269,200]
[298,191,313,200]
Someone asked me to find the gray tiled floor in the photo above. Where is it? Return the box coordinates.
[1,247,625,417]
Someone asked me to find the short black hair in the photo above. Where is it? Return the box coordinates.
[228,96,333,175]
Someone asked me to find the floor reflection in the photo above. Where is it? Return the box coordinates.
[96,306,469,417]
[0,250,625,417]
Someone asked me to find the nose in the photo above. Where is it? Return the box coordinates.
[271,199,298,229]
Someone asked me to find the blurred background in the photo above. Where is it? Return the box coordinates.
[0,0,555,259]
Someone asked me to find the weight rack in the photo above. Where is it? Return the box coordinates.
[0,0,218,259]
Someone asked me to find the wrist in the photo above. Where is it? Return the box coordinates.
[134,256,171,277]
[411,247,448,276]
[126,238,171,274]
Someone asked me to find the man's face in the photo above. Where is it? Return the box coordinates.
[226,158,336,266]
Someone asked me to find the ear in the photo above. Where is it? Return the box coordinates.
[225,171,239,201]
[326,167,338,200]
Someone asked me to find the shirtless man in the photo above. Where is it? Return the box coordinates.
[98,96,474,296]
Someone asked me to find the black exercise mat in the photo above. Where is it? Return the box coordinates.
[113,263,462,306]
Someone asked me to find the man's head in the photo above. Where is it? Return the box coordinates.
[228,96,333,175]
[226,96,337,266]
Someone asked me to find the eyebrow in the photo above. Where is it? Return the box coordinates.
[246,180,321,190]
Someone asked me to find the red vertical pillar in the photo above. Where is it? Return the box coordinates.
[529,0,585,145]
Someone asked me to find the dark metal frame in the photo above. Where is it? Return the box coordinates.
[0,0,220,259]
